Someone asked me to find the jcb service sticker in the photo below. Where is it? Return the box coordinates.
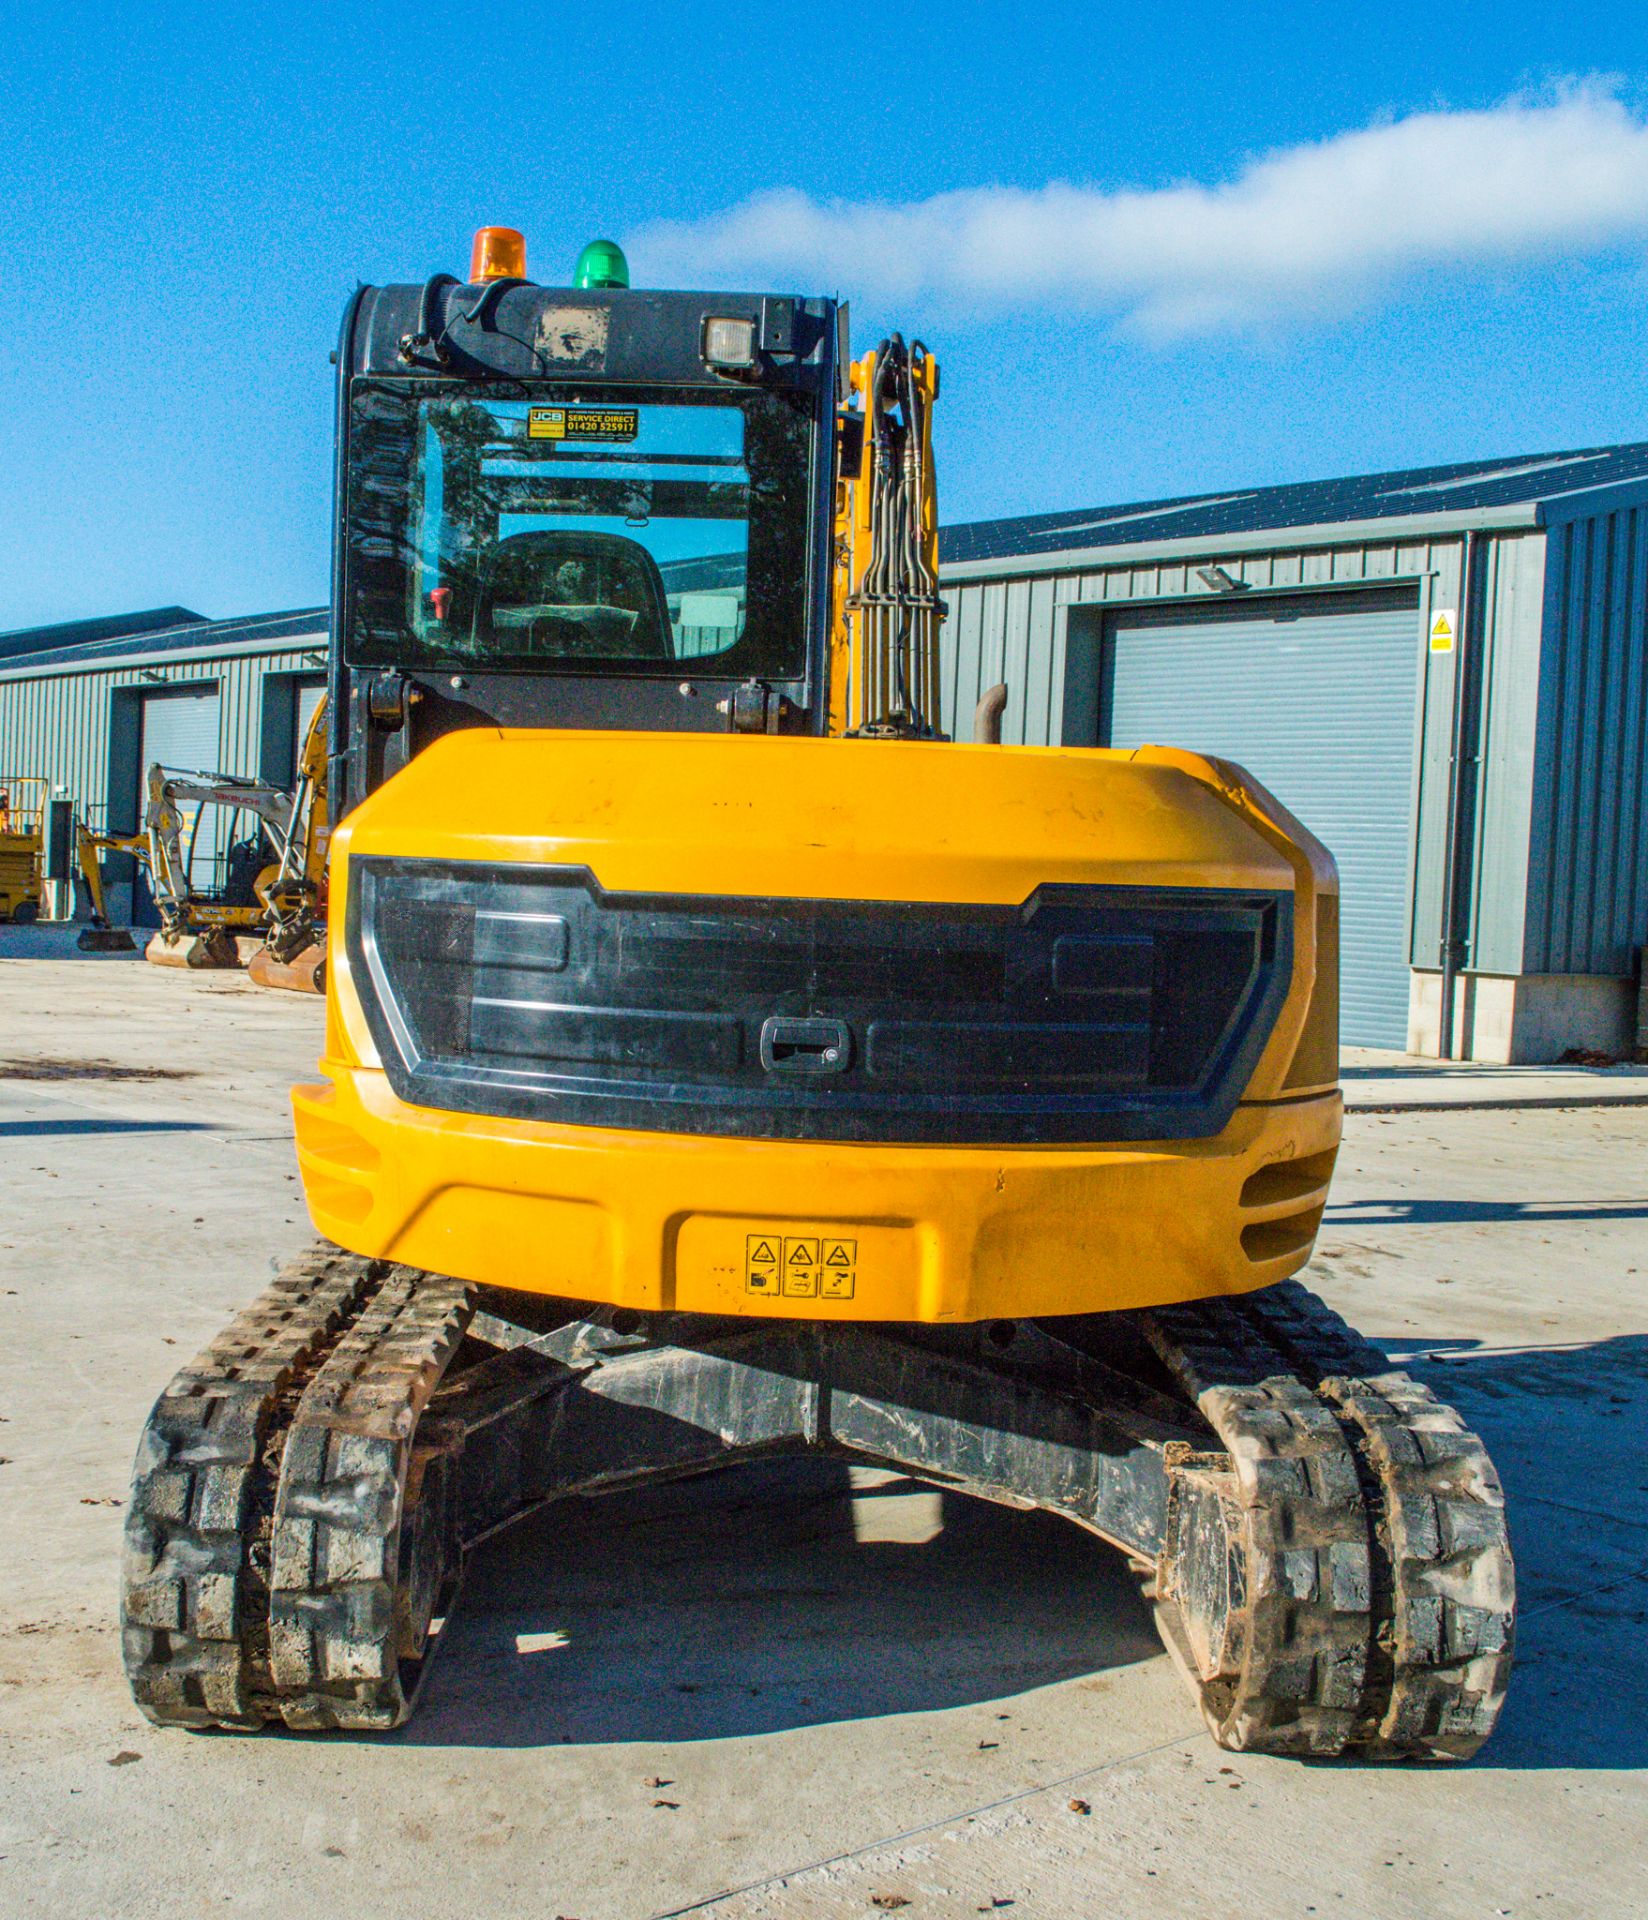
[528,406,638,442]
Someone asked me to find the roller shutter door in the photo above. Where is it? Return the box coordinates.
[295,680,326,775]
[136,685,222,918]
[139,683,221,782]
[1102,591,1419,1048]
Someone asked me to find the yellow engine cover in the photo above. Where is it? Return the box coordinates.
[294,730,1340,1322]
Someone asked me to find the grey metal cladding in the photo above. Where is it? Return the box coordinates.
[1465,535,1546,975]
[1526,505,1648,975]
[941,536,1454,756]
[0,640,324,836]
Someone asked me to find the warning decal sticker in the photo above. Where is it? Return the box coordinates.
[528,405,639,442]
[1429,608,1457,653]
[746,1232,857,1301]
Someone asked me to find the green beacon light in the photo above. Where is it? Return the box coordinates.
[573,239,630,290]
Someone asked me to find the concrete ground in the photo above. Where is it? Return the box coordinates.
[1342,1045,1648,1111]
[1,946,1645,1920]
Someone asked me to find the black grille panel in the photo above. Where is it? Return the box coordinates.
[348,860,1291,1144]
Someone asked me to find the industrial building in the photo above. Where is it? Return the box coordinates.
[0,606,326,925]
[3,441,1646,1059]
[940,443,1648,1059]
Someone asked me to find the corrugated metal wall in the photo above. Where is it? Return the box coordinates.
[9,502,1641,986]
[1461,533,1547,974]
[940,530,1555,990]
[0,645,321,833]
[942,538,1472,753]
[1524,505,1648,974]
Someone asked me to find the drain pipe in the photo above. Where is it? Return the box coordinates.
[1436,532,1478,1060]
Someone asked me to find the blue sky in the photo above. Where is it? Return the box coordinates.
[5,1,1648,628]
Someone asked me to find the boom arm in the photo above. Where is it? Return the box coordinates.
[255,696,331,955]
[144,765,297,916]
[829,336,944,738]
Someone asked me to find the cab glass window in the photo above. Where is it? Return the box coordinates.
[344,383,813,679]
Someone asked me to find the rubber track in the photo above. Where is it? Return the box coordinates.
[267,1264,473,1729]
[121,1241,475,1731]
[1243,1280,1516,1760]
[1141,1290,1376,1757]
[121,1244,378,1728]
[1140,1278,1514,1762]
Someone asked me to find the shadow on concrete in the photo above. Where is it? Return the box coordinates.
[394,1335,1648,1766]
[398,1456,1160,1749]
[1326,1198,1648,1226]
[0,1118,216,1137]
[1339,1062,1647,1082]
[1380,1331,1648,1772]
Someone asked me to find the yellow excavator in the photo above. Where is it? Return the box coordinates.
[0,776,47,922]
[0,778,135,949]
[244,690,330,992]
[73,699,331,982]
[141,699,329,982]
[120,229,1514,1760]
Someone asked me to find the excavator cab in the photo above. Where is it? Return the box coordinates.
[121,229,1515,1762]
[328,245,835,817]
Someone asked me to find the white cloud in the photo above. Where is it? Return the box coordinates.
[628,85,1648,338]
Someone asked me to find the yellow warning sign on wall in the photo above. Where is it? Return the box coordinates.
[1429,609,1457,653]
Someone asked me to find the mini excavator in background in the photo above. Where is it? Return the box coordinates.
[121,228,1515,1759]
[1,780,136,950]
[74,697,331,984]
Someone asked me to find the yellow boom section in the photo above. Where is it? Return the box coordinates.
[830,339,943,737]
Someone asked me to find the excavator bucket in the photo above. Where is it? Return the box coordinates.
[246,939,325,993]
[76,924,136,952]
[145,927,240,969]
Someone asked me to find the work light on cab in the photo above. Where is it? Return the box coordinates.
[469,226,526,282]
[702,315,757,370]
